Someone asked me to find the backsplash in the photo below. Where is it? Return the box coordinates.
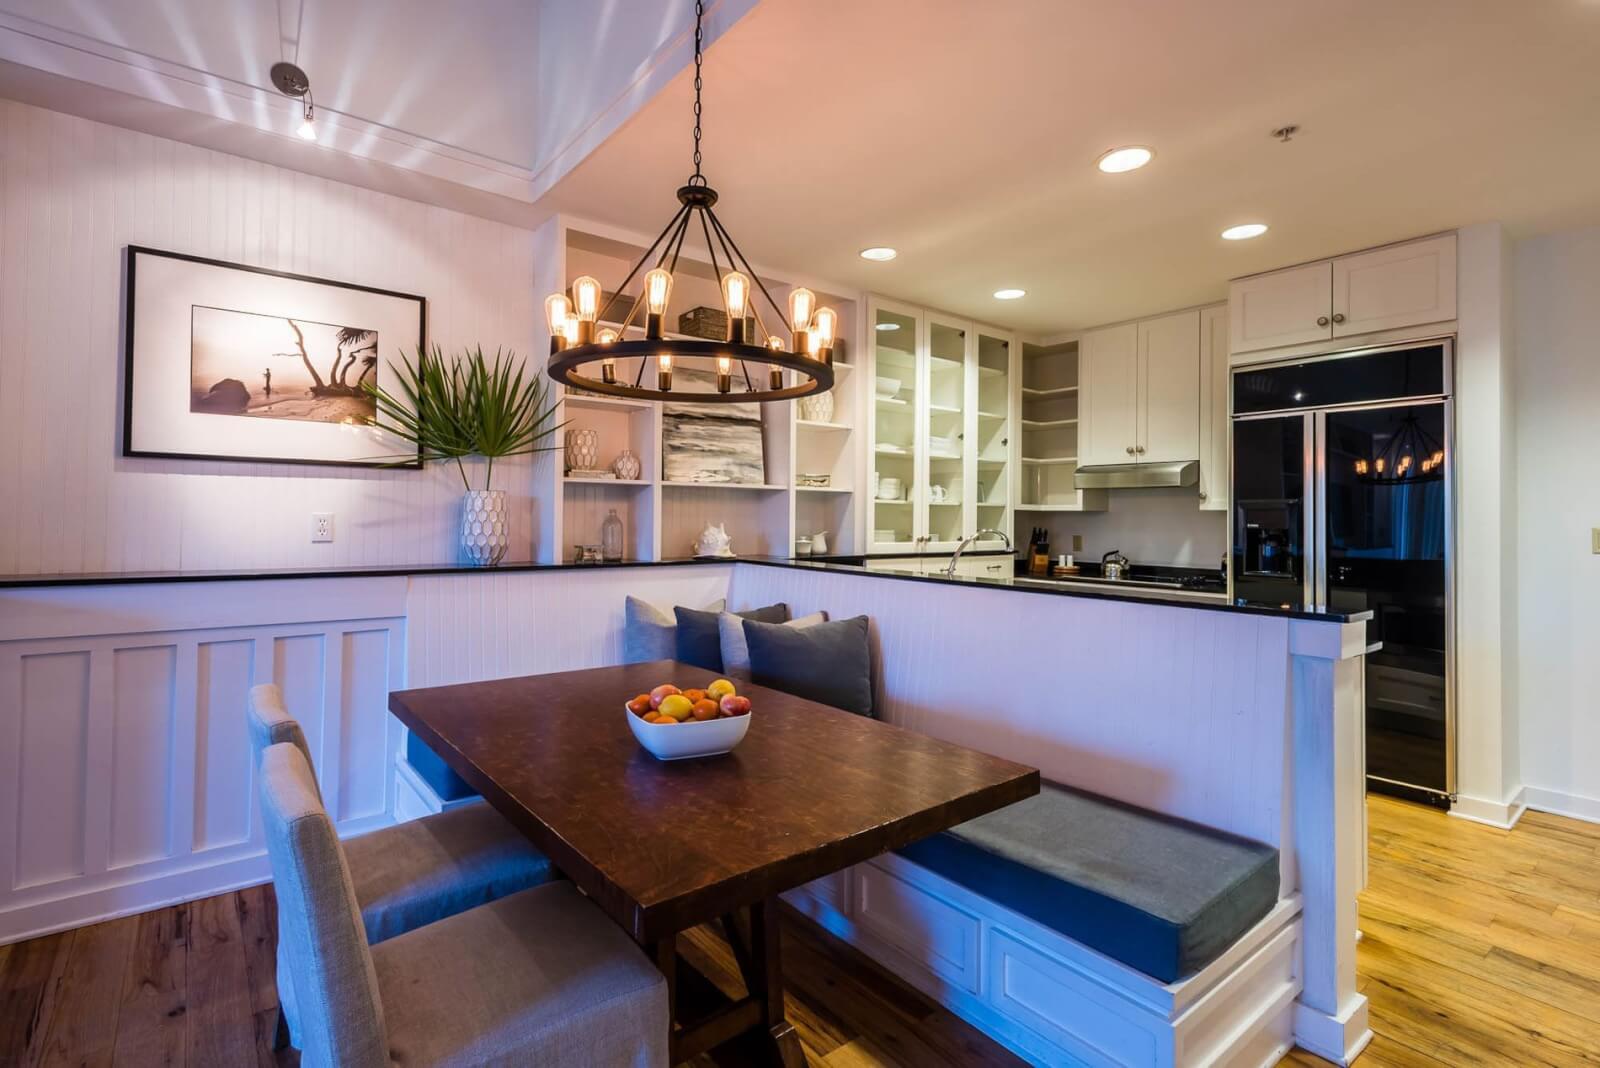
[1030,487,1227,567]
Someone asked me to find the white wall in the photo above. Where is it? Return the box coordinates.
[1513,224,1600,821]
[0,99,541,576]
[1027,488,1227,568]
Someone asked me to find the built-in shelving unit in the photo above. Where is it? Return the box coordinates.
[1013,340,1106,526]
[537,219,863,563]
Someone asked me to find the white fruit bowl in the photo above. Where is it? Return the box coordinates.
[625,703,751,760]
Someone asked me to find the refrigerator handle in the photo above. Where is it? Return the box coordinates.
[1312,410,1328,611]
[1302,414,1317,611]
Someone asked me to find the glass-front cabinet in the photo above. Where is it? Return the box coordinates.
[870,300,919,550]
[867,296,1017,553]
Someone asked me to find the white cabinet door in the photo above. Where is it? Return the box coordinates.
[1197,304,1229,512]
[1332,233,1456,337]
[1137,310,1200,464]
[1078,323,1138,467]
[1228,261,1332,353]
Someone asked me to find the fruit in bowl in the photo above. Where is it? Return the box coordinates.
[627,678,753,760]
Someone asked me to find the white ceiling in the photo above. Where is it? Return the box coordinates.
[0,0,539,166]
[543,0,1600,335]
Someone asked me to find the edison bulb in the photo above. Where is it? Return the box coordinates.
[545,293,571,336]
[645,269,673,315]
[812,306,836,348]
[788,288,815,332]
[562,313,580,347]
[572,277,602,322]
[596,328,618,344]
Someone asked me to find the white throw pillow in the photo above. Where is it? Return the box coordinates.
[718,609,827,677]
[624,595,726,663]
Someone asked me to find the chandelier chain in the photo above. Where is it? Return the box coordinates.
[691,0,704,182]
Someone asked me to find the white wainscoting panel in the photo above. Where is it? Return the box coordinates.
[0,578,408,943]
[0,97,540,577]
[729,565,1293,849]
[404,564,734,688]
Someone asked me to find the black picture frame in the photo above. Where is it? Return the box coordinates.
[122,245,427,469]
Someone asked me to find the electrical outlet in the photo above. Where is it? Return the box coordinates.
[311,513,334,543]
[1071,534,1084,553]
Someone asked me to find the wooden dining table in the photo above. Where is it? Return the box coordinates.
[388,659,1039,1066]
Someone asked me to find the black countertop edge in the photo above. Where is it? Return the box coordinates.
[0,555,1369,623]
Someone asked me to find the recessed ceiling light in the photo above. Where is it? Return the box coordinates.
[1221,223,1269,241]
[875,322,901,332]
[859,246,898,262]
[1096,146,1153,173]
[993,288,1026,300]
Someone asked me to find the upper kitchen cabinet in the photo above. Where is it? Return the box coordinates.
[1079,322,1139,467]
[1229,233,1456,357]
[1080,311,1199,466]
[1138,310,1201,463]
[1197,304,1229,512]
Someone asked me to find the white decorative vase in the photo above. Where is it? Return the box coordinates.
[564,428,599,473]
[461,489,509,566]
[798,390,834,423]
[612,448,641,481]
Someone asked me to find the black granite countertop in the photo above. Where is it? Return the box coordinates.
[0,553,1370,623]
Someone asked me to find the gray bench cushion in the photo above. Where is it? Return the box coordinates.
[345,802,556,944]
[374,881,668,1067]
[897,783,1279,983]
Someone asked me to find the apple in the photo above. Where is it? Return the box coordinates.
[707,679,736,702]
[691,699,719,721]
[649,684,681,710]
[719,694,752,717]
[627,694,652,715]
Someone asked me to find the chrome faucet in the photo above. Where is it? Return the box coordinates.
[945,529,1014,578]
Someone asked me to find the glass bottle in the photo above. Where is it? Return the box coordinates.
[600,509,624,563]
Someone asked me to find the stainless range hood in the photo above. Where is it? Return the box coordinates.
[1073,459,1198,490]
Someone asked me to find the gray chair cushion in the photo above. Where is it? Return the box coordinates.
[743,614,874,717]
[374,880,668,1068]
[345,802,557,944]
[259,743,389,1068]
[674,602,789,671]
[624,596,725,663]
[718,610,828,678]
[896,782,1280,983]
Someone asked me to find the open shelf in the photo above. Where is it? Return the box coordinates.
[1023,418,1078,430]
[1022,456,1078,465]
[796,485,852,494]
[563,393,654,413]
[1022,385,1078,399]
[797,420,851,432]
[563,476,650,487]
[661,481,788,491]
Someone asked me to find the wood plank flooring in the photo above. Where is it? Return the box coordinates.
[3,794,1598,1067]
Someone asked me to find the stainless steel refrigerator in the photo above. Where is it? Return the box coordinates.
[1230,340,1454,808]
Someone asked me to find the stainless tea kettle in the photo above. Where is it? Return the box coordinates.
[1101,549,1131,581]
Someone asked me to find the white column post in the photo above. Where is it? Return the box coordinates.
[1289,618,1372,1065]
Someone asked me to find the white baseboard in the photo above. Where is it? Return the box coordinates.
[1292,997,1373,1066]
[1450,787,1527,829]
[1522,786,1600,826]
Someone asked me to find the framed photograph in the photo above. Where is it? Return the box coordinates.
[661,367,767,485]
[123,246,426,468]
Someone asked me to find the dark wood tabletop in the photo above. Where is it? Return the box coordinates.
[388,659,1040,942]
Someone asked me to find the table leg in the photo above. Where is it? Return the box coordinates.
[649,934,677,1026]
[749,899,805,1068]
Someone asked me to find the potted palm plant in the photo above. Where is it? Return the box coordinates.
[366,344,564,566]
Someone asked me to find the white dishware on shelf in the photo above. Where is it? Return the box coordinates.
[626,703,750,761]
[877,476,903,500]
[795,536,812,557]
[811,531,828,555]
[875,375,901,399]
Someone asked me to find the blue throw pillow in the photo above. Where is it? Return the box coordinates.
[675,602,789,671]
[405,732,478,802]
[743,614,873,717]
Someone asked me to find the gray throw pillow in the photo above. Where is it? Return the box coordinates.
[743,614,873,717]
[719,610,827,677]
[624,595,725,663]
[675,602,789,671]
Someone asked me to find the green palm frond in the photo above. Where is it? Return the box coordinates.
[364,344,566,491]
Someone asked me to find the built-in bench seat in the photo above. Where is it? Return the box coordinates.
[784,782,1301,1067]
[895,782,1280,984]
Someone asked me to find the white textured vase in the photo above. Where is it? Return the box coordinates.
[461,489,509,566]
[612,448,641,481]
[798,390,834,423]
[564,428,599,473]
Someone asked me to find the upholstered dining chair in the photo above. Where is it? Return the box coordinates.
[259,741,668,1068]
[247,683,555,1048]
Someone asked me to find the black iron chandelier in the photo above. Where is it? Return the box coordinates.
[1353,413,1444,484]
[544,1,836,404]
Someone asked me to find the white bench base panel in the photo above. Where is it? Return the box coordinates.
[786,852,1303,1068]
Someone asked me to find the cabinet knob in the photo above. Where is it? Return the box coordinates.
[1001,437,1008,446]
[1199,490,1207,500]
[1316,316,1330,327]
[1126,446,1135,455]
[1136,445,1146,454]
[1332,313,1346,324]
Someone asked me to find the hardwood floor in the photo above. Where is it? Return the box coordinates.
[4,794,1598,1067]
